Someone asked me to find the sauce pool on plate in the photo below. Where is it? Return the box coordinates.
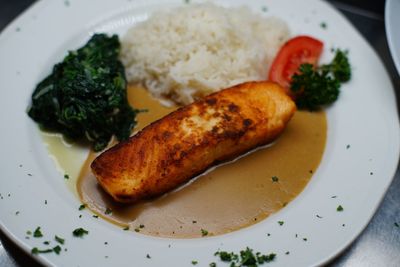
[77,85,327,238]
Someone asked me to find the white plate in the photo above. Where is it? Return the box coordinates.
[0,0,399,266]
[385,0,400,75]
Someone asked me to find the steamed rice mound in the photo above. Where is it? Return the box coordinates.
[121,3,290,105]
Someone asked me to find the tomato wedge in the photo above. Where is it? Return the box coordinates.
[268,35,323,91]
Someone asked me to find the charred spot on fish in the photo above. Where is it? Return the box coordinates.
[223,130,244,139]
[206,98,217,105]
[212,126,219,134]
[243,118,253,127]
[223,114,232,121]
[228,103,239,112]
[163,131,172,139]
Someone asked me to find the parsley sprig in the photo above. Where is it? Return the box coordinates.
[290,50,351,110]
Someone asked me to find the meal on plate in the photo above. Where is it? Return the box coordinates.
[27,3,351,237]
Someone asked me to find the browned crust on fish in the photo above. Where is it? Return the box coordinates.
[91,81,296,203]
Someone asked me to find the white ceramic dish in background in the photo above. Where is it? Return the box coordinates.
[385,0,400,76]
[0,0,398,266]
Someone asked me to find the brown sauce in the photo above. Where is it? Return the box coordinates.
[78,85,327,238]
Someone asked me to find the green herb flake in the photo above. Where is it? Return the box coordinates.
[72,228,89,237]
[26,230,32,235]
[337,205,344,212]
[346,144,351,149]
[16,27,21,32]
[278,221,284,226]
[139,224,145,229]
[43,241,50,245]
[93,215,99,218]
[285,251,290,255]
[192,220,197,224]
[53,245,62,255]
[146,254,151,259]
[15,211,20,215]
[316,215,323,219]
[191,260,198,265]
[64,174,69,179]
[33,227,43,238]
[55,235,65,245]
[105,208,112,215]
[209,263,217,267]
[320,22,327,29]
[31,247,53,255]
[79,204,86,210]
[261,6,268,12]
[271,176,279,182]
[201,229,209,236]
[394,222,399,228]
[303,238,308,241]
[123,226,130,231]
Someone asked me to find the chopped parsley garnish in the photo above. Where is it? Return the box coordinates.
[303,238,308,241]
[53,245,62,255]
[316,215,323,219]
[346,144,351,149]
[201,229,209,236]
[394,222,399,228]
[209,263,217,267]
[320,22,327,29]
[72,228,89,237]
[79,204,86,210]
[55,235,65,245]
[31,245,62,255]
[337,205,344,212]
[93,215,99,218]
[146,254,151,259]
[285,251,290,255]
[191,260,198,265]
[43,241,50,245]
[105,208,112,215]
[271,176,279,182]
[31,247,53,254]
[139,224,145,228]
[214,247,276,266]
[290,49,351,110]
[33,227,43,238]
[123,226,130,231]
[64,174,69,179]
[278,221,284,226]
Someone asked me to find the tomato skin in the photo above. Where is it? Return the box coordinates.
[268,36,324,91]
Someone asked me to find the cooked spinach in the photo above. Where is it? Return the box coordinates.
[28,34,136,151]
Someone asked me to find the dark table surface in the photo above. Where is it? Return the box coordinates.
[1,0,399,266]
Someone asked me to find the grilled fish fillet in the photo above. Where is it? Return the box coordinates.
[91,81,296,203]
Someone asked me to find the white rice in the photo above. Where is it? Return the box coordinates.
[121,3,290,105]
